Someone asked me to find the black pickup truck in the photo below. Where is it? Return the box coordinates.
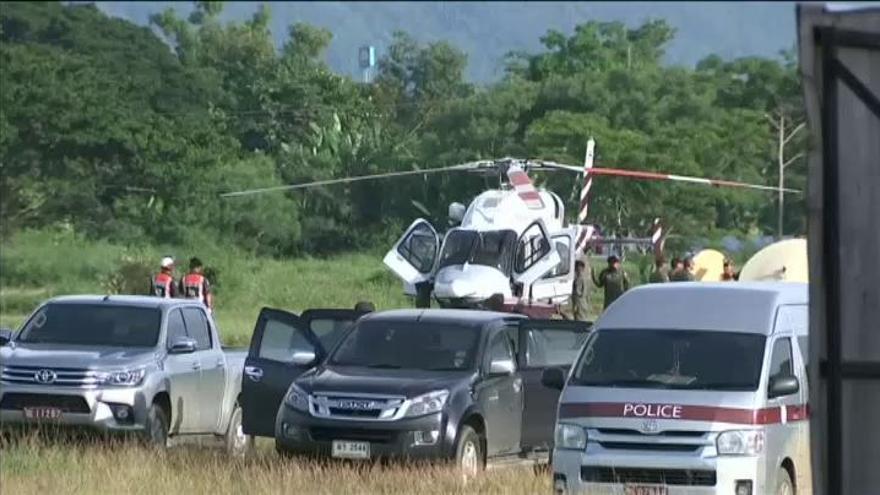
[240,308,590,472]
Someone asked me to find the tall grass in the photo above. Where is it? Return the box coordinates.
[1,436,549,495]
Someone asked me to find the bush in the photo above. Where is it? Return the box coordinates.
[102,256,153,295]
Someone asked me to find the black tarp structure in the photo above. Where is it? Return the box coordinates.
[798,4,880,494]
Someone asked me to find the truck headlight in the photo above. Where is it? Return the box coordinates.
[98,368,146,387]
[284,383,310,412]
[404,390,449,418]
[555,423,588,450]
[716,430,765,455]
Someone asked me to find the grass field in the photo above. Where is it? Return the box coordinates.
[0,435,549,494]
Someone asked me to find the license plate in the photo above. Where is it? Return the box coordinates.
[331,440,370,459]
[625,485,668,495]
[23,407,63,421]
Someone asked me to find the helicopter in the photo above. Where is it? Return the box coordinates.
[221,138,798,313]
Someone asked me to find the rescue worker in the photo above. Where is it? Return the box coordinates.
[151,256,178,298]
[684,256,697,281]
[571,259,590,321]
[669,257,692,282]
[354,301,376,312]
[722,259,739,281]
[592,255,630,309]
[181,257,213,311]
[648,256,669,283]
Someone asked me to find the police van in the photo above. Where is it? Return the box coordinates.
[543,282,810,495]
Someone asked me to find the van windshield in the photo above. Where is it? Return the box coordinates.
[329,321,480,371]
[571,329,766,391]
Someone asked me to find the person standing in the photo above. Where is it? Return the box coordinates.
[151,256,178,298]
[592,255,630,309]
[669,257,691,282]
[181,257,213,311]
[722,259,739,281]
[571,260,591,321]
[649,256,669,283]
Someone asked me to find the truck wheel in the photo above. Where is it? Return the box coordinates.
[143,403,169,449]
[455,426,484,476]
[776,468,795,495]
[225,404,254,459]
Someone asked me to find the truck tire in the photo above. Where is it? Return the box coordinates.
[776,467,795,495]
[225,404,254,459]
[455,425,484,476]
[142,403,169,449]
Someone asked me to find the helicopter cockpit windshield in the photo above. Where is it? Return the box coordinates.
[438,230,518,275]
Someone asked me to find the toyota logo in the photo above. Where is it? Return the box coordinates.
[641,419,660,434]
[34,369,57,384]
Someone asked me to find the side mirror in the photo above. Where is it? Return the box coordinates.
[0,328,13,346]
[448,202,466,223]
[541,367,566,391]
[291,350,318,367]
[488,358,515,376]
[168,337,197,354]
[768,374,800,399]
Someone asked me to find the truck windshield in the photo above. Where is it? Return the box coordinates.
[437,230,517,275]
[329,321,480,371]
[17,304,162,347]
[571,329,766,391]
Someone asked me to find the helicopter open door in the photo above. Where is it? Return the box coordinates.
[383,219,440,286]
[514,219,561,289]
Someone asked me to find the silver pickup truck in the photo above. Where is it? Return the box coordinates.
[0,295,252,455]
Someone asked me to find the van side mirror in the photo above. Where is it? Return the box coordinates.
[0,328,13,346]
[291,350,317,367]
[768,374,800,399]
[488,358,515,376]
[541,367,566,391]
[168,337,197,354]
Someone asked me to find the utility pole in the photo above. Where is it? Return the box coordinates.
[766,109,805,240]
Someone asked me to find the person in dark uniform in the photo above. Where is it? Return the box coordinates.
[485,293,506,312]
[649,256,669,283]
[669,257,691,282]
[592,255,630,309]
[571,260,590,321]
[151,256,178,299]
[354,301,376,312]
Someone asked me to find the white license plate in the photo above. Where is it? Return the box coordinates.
[331,440,370,459]
[625,485,668,495]
[23,407,63,421]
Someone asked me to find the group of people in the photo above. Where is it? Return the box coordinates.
[570,253,740,321]
[151,256,214,311]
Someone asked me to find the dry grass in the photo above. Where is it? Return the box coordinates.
[1,435,550,495]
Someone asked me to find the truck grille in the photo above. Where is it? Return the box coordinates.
[1,366,102,388]
[311,393,406,421]
[0,393,91,413]
[581,467,717,486]
[597,442,701,452]
[309,427,396,444]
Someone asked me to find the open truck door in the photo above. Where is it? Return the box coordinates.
[383,219,440,288]
[517,319,592,450]
[514,219,562,291]
[241,307,365,437]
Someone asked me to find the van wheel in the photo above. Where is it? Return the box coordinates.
[142,403,169,449]
[776,467,795,495]
[225,404,254,458]
[455,426,484,477]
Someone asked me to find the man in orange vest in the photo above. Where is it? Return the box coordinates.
[181,257,213,311]
[151,256,178,298]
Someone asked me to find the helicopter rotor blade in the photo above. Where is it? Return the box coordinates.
[534,160,801,194]
[506,165,545,210]
[219,162,487,198]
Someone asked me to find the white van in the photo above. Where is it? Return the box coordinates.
[545,282,810,495]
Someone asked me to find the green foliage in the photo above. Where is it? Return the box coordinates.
[0,1,807,258]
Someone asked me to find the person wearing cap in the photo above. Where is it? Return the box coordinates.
[592,255,630,309]
[151,256,178,298]
[181,257,213,311]
[571,259,591,321]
